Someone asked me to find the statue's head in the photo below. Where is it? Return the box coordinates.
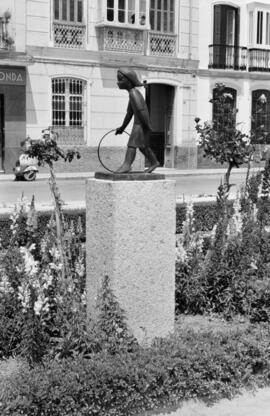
[117,68,143,89]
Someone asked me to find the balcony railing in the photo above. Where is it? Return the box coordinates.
[209,44,247,70]
[149,32,176,56]
[208,45,270,72]
[53,22,86,49]
[98,25,177,57]
[51,126,84,145]
[249,48,270,72]
[99,26,144,54]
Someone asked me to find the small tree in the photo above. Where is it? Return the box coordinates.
[25,127,81,279]
[195,83,264,189]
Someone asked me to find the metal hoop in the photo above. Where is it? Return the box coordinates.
[97,129,130,173]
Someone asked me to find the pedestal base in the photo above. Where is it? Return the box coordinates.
[86,176,176,345]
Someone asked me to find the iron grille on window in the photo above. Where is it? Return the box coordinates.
[149,0,176,56]
[212,87,237,126]
[252,90,270,143]
[52,78,86,144]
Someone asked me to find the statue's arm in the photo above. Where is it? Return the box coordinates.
[115,102,133,134]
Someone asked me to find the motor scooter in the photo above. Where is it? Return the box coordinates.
[13,138,38,181]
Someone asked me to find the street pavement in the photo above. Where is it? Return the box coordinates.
[0,166,262,212]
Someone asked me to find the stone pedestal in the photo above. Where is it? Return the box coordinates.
[86,173,176,345]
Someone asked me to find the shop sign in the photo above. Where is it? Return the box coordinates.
[0,67,26,85]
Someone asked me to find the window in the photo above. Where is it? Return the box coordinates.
[266,12,270,44]
[249,12,253,44]
[150,0,174,33]
[252,90,270,143]
[212,87,237,126]
[54,0,83,23]
[257,11,263,44]
[53,0,85,49]
[211,5,240,69]
[52,78,86,143]
[213,5,239,46]
[248,5,270,47]
[106,0,147,26]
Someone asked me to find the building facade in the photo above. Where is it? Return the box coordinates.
[0,1,28,173]
[0,0,199,173]
[197,0,270,168]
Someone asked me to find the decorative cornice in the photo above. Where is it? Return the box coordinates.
[198,68,270,79]
[26,46,199,73]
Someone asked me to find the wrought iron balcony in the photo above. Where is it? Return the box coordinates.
[248,48,270,72]
[97,25,177,57]
[209,44,247,70]
[98,26,145,54]
[53,22,86,49]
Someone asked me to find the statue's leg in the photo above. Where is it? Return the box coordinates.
[116,146,136,173]
[140,147,160,173]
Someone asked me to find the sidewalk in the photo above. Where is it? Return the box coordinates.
[0,166,262,182]
[158,387,270,416]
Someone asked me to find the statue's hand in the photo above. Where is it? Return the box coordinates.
[115,127,124,135]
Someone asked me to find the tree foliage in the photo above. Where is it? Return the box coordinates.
[195,83,265,187]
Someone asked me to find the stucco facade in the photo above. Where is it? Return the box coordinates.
[0,0,200,173]
[197,0,270,168]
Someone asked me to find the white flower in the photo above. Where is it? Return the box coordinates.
[34,293,49,316]
[251,204,258,222]
[258,94,267,104]
[0,272,13,295]
[17,282,31,312]
[176,242,188,263]
[49,247,61,260]
[210,225,217,243]
[20,247,39,278]
[227,194,242,238]
[223,92,233,100]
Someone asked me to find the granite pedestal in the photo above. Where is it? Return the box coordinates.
[86,172,176,345]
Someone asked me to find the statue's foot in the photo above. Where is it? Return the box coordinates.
[115,165,131,173]
[145,162,160,173]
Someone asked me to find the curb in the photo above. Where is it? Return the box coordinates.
[0,167,262,182]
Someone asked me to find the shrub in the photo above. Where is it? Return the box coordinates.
[1,323,270,416]
[175,167,270,320]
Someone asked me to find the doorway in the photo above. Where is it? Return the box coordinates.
[213,4,240,69]
[146,84,175,167]
[0,94,4,171]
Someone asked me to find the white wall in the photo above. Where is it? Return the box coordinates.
[26,0,50,47]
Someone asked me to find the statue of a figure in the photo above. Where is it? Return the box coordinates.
[115,68,160,173]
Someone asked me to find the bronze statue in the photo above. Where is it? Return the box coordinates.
[115,68,160,173]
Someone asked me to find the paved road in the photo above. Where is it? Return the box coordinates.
[0,172,251,206]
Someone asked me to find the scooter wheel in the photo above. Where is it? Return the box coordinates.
[23,171,37,181]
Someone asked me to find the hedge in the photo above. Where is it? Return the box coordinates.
[1,323,270,416]
[0,200,234,248]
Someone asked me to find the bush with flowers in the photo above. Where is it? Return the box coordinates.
[175,160,270,321]
[0,195,87,362]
